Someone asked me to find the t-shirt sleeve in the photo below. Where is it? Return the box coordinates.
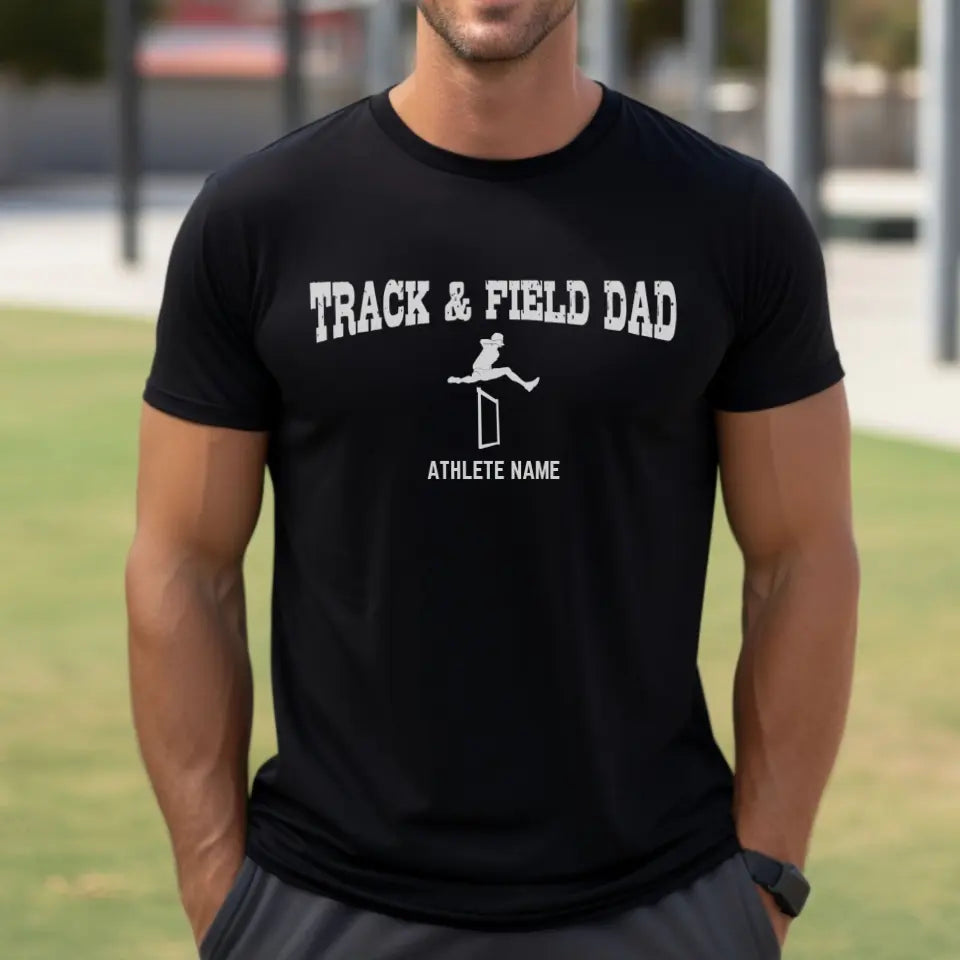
[707,165,845,412]
[143,173,279,430]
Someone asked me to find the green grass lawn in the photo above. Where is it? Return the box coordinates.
[1,306,958,960]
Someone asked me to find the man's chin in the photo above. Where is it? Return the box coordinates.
[419,0,574,64]
[454,31,532,63]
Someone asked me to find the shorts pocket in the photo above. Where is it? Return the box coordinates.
[198,855,259,960]
[732,853,783,960]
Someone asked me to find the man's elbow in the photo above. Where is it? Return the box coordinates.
[794,528,860,644]
[838,532,860,596]
[126,535,180,645]
[745,525,860,612]
[126,533,245,643]
[812,527,860,601]
[821,531,860,647]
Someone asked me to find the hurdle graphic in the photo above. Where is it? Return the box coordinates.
[476,387,501,449]
[447,332,540,450]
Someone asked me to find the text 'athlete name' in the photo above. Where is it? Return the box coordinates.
[427,460,561,481]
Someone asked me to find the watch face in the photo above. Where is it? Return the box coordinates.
[775,864,811,917]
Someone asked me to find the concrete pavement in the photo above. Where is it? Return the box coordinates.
[1,174,958,450]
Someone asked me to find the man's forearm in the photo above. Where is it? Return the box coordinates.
[125,542,253,931]
[732,532,859,868]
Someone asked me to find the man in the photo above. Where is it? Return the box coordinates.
[125,1,859,958]
[447,332,541,391]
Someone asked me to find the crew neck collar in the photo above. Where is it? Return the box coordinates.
[368,82,622,180]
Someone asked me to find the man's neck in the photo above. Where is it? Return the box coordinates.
[387,10,602,161]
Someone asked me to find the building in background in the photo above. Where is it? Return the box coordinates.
[140,0,367,79]
[0,1,387,179]
[0,0,926,179]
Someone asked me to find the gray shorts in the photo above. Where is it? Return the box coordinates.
[198,851,782,960]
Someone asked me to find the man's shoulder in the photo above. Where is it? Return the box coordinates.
[614,88,767,199]
[205,94,374,208]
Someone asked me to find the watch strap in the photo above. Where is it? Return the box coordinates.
[742,849,785,888]
[742,849,811,918]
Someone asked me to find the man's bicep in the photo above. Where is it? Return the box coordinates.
[715,381,853,565]
[134,403,269,567]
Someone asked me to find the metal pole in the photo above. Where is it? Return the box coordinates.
[366,0,403,94]
[110,0,141,265]
[922,0,960,362]
[766,0,826,235]
[581,0,624,90]
[282,0,304,132]
[686,0,721,136]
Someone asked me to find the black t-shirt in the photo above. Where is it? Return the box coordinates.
[144,82,844,931]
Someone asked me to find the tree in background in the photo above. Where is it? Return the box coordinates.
[626,0,767,72]
[0,0,159,84]
[626,0,918,73]
[626,0,683,67]
[833,0,918,71]
[720,0,766,70]
[0,0,921,85]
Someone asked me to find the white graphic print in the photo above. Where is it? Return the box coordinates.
[448,332,540,450]
[306,277,681,479]
[447,333,540,392]
[476,388,500,449]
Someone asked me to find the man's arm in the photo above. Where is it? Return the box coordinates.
[125,404,269,947]
[716,381,860,943]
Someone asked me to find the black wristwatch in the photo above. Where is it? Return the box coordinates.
[742,849,811,918]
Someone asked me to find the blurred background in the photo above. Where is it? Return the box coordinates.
[0,2,957,959]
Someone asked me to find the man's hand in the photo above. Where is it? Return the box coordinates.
[181,847,247,948]
[755,884,790,948]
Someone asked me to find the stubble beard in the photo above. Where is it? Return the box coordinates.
[417,1,577,63]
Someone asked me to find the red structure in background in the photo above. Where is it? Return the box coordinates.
[166,0,247,24]
[164,0,356,28]
[142,0,364,78]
